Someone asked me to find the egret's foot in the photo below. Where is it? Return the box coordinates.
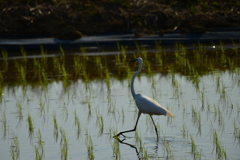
[113,132,126,138]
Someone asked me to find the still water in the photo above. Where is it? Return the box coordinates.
[0,44,239,159]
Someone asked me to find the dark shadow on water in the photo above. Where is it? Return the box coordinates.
[115,137,140,158]
[114,136,161,159]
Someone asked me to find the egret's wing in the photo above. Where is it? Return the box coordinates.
[135,94,174,117]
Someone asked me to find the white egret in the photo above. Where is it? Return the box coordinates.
[116,57,175,140]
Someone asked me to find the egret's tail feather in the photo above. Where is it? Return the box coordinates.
[166,110,175,118]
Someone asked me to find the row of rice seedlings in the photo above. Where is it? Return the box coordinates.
[1,40,239,93]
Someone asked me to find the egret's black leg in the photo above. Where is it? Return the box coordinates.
[116,112,142,137]
[149,115,159,140]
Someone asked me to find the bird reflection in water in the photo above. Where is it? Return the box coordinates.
[114,136,160,159]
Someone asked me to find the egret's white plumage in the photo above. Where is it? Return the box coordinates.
[116,57,174,140]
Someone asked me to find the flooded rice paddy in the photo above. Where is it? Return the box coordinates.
[0,42,240,160]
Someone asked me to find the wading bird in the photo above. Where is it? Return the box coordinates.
[115,57,175,140]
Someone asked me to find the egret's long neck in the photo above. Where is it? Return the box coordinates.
[131,60,142,99]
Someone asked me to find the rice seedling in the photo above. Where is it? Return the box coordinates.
[1,50,8,68]
[219,41,225,54]
[231,40,239,55]
[61,102,68,122]
[98,115,104,136]
[137,139,144,156]
[34,146,43,160]
[95,56,103,69]
[40,46,47,67]
[105,68,111,91]
[191,105,200,126]
[27,113,34,140]
[53,111,59,142]
[73,110,81,139]
[20,46,27,63]
[112,136,121,160]
[141,45,148,60]
[217,106,224,131]
[41,67,48,84]
[180,123,189,139]
[60,127,68,160]
[82,66,90,85]
[59,45,65,64]
[61,64,69,89]
[232,118,240,143]
[53,56,61,76]
[35,129,44,159]
[85,134,94,160]
[134,128,140,143]
[212,130,227,159]
[38,98,45,117]
[145,60,153,77]
[19,65,27,84]
[155,41,163,53]
[143,148,149,160]
[190,135,203,159]
[190,135,196,154]
[107,99,117,115]
[121,108,125,124]
[198,89,205,111]
[10,132,20,160]
[117,43,127,64]
[164,140,173,159]
[15,101,23,124]
[1,111,7,139]
[80,46,86,55]
[227,57,235,71]
[73,55,81,76]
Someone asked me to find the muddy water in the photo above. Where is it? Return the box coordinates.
[0,44,239,159]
